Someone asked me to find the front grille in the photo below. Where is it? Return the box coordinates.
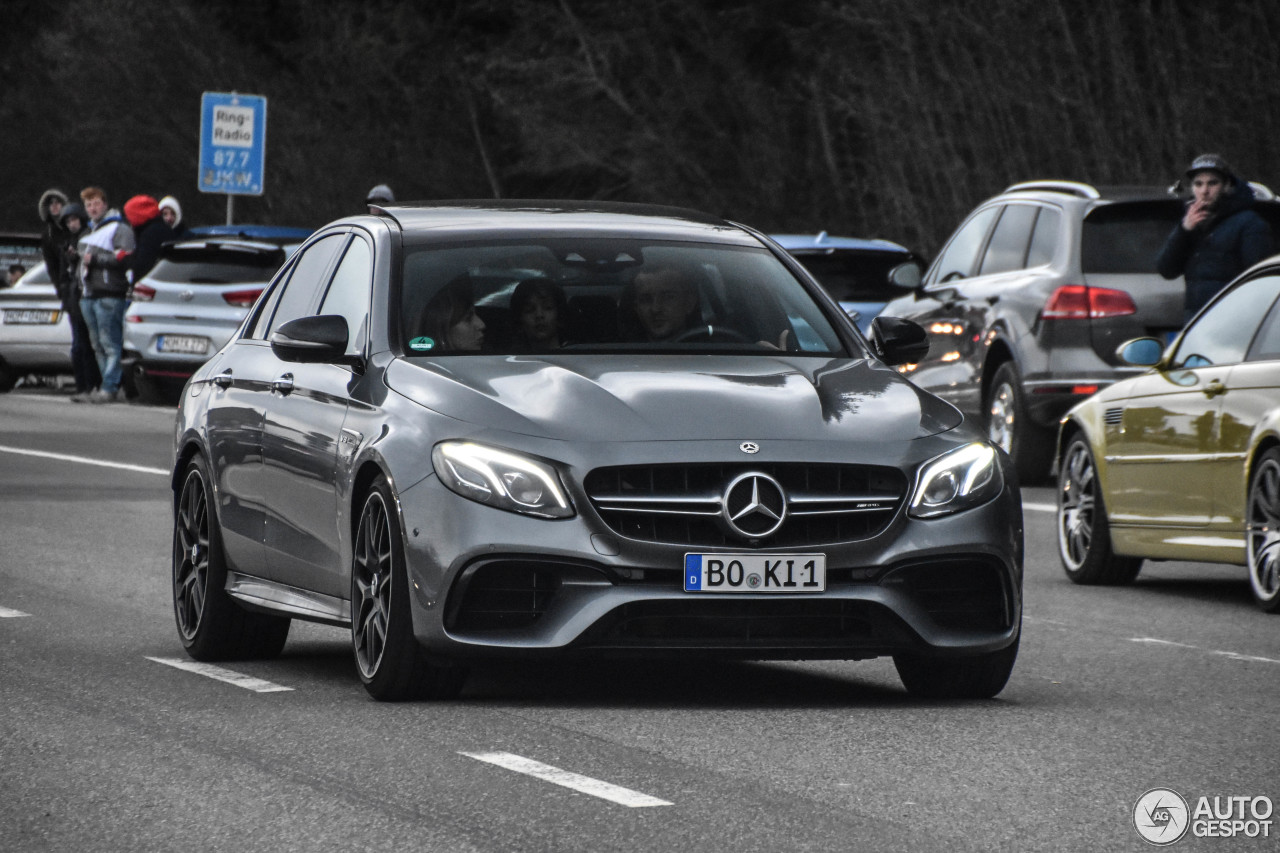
[584,463,906,547]
[883,558,1012,632]
[448,561,561,632]
[585,598,909,648]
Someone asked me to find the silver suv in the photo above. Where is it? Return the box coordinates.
[881,180,1280,481]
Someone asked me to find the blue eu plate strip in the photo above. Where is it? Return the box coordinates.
[684,554,701,590]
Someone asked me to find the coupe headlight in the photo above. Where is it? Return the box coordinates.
[431,441,574,519]
[909,442,1002,519]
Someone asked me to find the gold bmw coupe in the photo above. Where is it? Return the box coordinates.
[1056,256,1280,611]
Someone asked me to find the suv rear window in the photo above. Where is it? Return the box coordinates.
[148,249,286,285]
[1081,201,1182,274]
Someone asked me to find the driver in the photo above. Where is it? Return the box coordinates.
[627,266,700,342]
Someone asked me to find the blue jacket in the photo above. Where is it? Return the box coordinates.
[1157,178,1273,318]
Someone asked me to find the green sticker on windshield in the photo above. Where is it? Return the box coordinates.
[409,336,436,351]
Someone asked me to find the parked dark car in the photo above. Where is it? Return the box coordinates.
[171,201,1023,701]
[770,232,922,333]
[881,180,1280,482]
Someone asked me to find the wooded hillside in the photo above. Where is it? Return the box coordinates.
[2,0,1276,257]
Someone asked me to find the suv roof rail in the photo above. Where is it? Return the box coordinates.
[1003,180,1101,200]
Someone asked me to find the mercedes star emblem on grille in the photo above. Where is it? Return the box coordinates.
[739,441,759,454]
[722,472,786,539]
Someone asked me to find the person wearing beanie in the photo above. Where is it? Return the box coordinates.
[365,183,395,208]
[57,202,102,400]
[124,194,175,286]
[1157,153,1274,323]
[158,195,192,239]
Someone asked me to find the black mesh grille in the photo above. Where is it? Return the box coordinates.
[584,463,906,547]
[585,598,908,648]
[885,559,1012,632]
[449,561,561,632]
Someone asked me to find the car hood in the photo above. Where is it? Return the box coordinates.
[385,355,962,442]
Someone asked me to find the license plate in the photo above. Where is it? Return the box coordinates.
[684,553,826,593]
[158,335,209,354]
[3,309,59,324]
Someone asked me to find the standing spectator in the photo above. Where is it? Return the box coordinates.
[58,202,101,400]
[38,188,69,286]
[123,194,174,286]
[76,186,135,403]
[1157,154,1274,324]
[365,184,395,208]
[158,195,192,239]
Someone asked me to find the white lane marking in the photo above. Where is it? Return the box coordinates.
[460,751,672,808]
[1130,637,1280,665]
[146,657,294,692]
[0,606,31,618]
[0,445,168,477]
[1023,501,1055,513]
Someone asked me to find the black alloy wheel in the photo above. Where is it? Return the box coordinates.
[1246,448,1280,612]
[352,476,466,701]
[1056,435,1142,585]
[173,454,290,660]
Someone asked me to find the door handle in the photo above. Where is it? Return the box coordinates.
[1202,379,1227,398]
[212,370,233,389]
[272,373,295,395]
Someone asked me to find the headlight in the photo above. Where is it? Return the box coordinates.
[431,441,574,519]
[908,442,1002,519]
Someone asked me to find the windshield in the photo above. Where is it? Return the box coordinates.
[399,238,851,356]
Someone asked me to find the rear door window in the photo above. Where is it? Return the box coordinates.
[979,204,1038,275]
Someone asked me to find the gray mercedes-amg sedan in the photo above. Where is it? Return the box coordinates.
[170,201,1023,701]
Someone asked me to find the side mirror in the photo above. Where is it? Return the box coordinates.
[1116,337,1163,367]
[270,315,360,366]
[888,260,924,290]
[870,316,929,366]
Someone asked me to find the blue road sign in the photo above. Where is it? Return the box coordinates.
[198,92,267,196]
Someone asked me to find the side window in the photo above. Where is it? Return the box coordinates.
[1175,274,1280,367]
[248,269,290,340]
[930,206,1000,284]
[1025,207,1061,268]
[318,236,373,356]
[265,234,346,336]
[1244,276,1280,361]
[979,204,1038,275]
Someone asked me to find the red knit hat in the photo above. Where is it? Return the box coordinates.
[123,195,160,227]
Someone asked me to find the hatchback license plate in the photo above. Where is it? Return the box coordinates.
[158,335,209,354]
[684,553,826,593]
[3,309,58,324]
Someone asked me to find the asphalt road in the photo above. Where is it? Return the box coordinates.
[2,388,1277,852]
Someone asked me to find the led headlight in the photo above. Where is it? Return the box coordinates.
[909,442,1002,519]
[432,441,574,519]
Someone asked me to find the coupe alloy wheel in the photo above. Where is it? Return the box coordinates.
[1057,440,1095,571]
[1246,451,1280,611]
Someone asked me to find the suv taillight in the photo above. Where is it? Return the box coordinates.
[223,288,264,308]
[132,284,156,302]
[1042,285,1137,319]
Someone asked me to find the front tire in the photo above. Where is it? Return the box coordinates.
[985,361,1054,484]
[894,630,1019,699]
[173,454,290,660]
[1246,449,1280,612]
[1057,435,1142,585]
[352,476,466,701]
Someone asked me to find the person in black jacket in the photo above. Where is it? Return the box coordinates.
[1157,154,1274,324]
[58,202,102,399]
[123,194,175,288]
[38,188,69,286]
